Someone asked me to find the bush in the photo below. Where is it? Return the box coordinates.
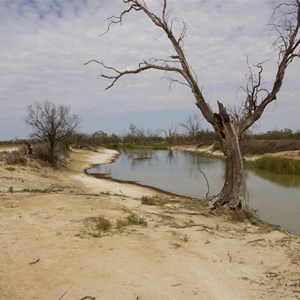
[31,143,69,165]
[95,216,112,232]
[32,144,51,162]
[84,216,112,238]
[5,150,27,165]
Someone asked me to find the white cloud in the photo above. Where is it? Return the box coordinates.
[0,0,299,140]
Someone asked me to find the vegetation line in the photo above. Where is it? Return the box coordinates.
[249,156,300,175]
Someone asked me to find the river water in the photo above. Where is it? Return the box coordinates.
[88,149,300,234]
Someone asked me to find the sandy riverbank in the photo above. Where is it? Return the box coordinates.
[172,144,300,161]
[0,147,299,299]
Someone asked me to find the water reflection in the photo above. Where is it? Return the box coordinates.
[88,149,300,234]
[247,165,300,188]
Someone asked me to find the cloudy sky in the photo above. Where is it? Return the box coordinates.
[0,0,299,140]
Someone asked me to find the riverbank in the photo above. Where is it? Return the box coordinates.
[0,147,300,299]
[172,144,300,161]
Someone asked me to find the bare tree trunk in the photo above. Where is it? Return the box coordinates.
[211,131,247,209]
[210,103,247,209]
[48,139,55,164]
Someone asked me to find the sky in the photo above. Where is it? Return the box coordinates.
[0,0,299,140]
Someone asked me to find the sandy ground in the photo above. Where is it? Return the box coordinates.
[172,144,300,161]
[0,147,300,300]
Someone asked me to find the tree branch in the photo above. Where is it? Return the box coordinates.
[87,0,215,125]
[239,0,300,133]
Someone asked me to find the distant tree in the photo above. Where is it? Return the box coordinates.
[91,130,109,145]
[25,100,80,164]
[87,0,300,209]
[180,114,202,142]
[123,123,145,144]
[160,126,178,145]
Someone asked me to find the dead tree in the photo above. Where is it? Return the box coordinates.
[86,0,300,209]
[180,113,202,142]
[160,126,178,145]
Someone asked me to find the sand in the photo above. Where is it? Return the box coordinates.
[0,147,299,300]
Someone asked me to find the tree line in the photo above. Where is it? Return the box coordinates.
[12,99,298,166]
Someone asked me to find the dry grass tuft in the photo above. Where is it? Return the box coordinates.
[141,195,170,206]
[5,150,27,165]
[116,214,147,229]
[84,215,112,237]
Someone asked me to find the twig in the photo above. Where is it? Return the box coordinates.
[170,224,213,231]
[58,291,67,300]
[28,258,40,265]
[119,190,126,197]
[227,252,232,263]
[172,283,182,287]
[198,166,210,199]
[246,238,265,244]
[79,296,96,300]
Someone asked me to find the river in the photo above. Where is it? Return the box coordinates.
[88,149,300,234]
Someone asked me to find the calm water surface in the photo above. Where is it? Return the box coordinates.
[88,149,300,234]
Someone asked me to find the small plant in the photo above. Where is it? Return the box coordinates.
[181,198,208,211]
[116,213,147,229]
[95,216,112,231]
[8,186,14,193]
[182,234,189,242]
[141,195,169,206]
[116,219,128,228]
[100,191,111,196]
[84,216,112,238]
[127,214,147,225]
